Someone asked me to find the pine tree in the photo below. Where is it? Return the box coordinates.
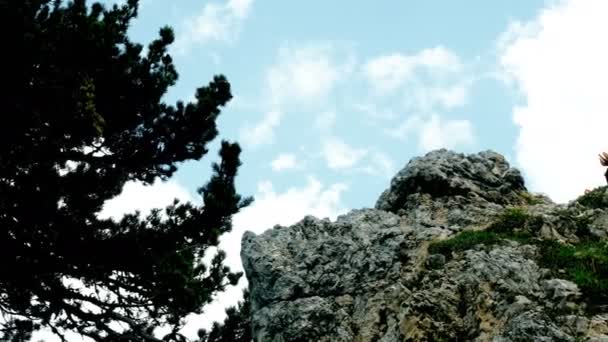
[0,1,251,340]
[197,290,252,342]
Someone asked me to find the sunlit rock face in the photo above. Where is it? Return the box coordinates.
[242,149,608,341]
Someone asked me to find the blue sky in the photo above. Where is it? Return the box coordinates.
[147,0,547,210]
[33,0,608,340]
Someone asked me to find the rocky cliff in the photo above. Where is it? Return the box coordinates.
[241,149,608,341]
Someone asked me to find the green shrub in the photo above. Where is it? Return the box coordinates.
[486,207,531,234]
[428,230,536,257]
[576,186,608,209]
[428,231,502,257]
[428,207,537,258]
[538,240,608,307]
[427,205,608,310]
[519,191,544,205]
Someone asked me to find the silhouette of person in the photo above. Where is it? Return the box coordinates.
[600,152,608,184]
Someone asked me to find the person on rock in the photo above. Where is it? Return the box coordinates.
[601,152,608,184]
[584,152,608,194]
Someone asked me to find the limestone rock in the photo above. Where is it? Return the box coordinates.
[375,149,528,229]
[375,149,526,210]
[241,149,608,341]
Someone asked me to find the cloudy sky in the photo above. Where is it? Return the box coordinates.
[32,0,608,340]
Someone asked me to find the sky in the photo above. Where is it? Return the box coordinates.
[31,0,608,340]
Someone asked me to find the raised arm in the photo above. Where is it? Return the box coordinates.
[599,152,608,166]
[601,152,608,184]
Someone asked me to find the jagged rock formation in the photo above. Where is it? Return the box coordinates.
[241,149,608,341]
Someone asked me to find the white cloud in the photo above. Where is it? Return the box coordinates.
[418,115,475,152]
[239,109,281,146]
[240,42,354,147]
[322,137,368,170]
[226,0,253,18]
[360,152,395,179]
[362,47,472,146]
[317,136,394,178]
[363,46,462,94]
[499,0,608,203]
[97,180,194,220]
[388,114,475,152]
[271,153,298,171]
[406,83,469,111]
[386,115,425,140]
[175,0,253,52]
[352,102,399,121]
[267,43,355,107]
[363,54,417,93]
[417,46,462,71]
[179,177,348,339]
[314,110,337,132]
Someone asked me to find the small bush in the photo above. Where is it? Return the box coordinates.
[576,186,608,209]
[538,240,608,307]
[519,191,544,205]
[428,231,502,257]
[486,207,530,234]
[427,205,608,311]
[429,207,537,258]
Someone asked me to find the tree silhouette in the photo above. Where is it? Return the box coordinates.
[198,290,251,342]
[0,1,251,340]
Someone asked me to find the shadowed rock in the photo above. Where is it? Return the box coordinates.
[375,149,536,230]
[376,149,526,212]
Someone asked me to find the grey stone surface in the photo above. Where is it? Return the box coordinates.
[375,149,526,211]
[241,149,608,341]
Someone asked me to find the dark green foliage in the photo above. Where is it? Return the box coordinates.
[428,206,608,311]
[486,207,531,234]
[0,1,251,341]
[538,240,608,309]
[428,231,503,257]
[428,230,535,258]
[576,186,608,209]
[428,207,539,259]
[198,290,252,342]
